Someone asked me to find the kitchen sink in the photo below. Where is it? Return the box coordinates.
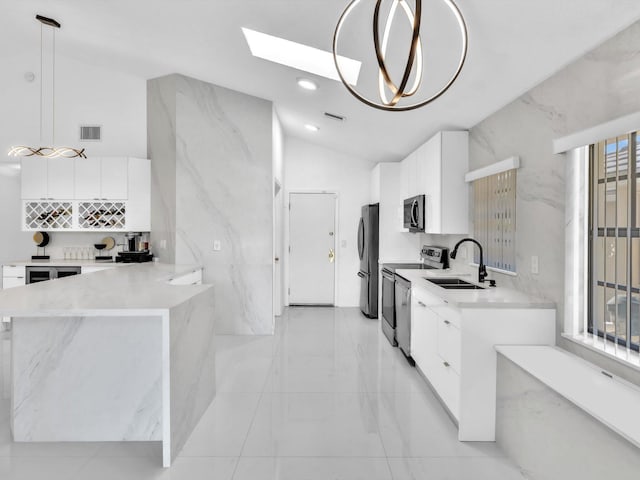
[438,284,485,290]
[425,277,485,290]
[426,277,473,285]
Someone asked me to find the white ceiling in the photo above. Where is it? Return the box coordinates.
[2,0,640,163]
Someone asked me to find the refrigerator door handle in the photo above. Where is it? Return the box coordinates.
[357,217,365,260]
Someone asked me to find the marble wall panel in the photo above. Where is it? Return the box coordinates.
[148,74,274,334]
[496,354,640,479]
[148,76,178,264]
[12,315,162,442]
[467,20,640,375]
[169,288,217,463]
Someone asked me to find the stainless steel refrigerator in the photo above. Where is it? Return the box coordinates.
[357,203,379,318]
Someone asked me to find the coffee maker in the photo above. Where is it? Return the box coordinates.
[116,232,153,263]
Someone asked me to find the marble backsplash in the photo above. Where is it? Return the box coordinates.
[465,18,640,379]
[148,74,273,335]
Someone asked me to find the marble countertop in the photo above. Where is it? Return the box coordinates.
[0,263,210,315]
[396,268,555,309]
[3,259,128,267]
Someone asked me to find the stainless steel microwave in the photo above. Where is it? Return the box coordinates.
[403,195,425,232]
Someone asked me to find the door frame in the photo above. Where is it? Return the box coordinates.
[284,190,339,307]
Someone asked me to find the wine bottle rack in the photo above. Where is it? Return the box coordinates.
[78,202,126,229]
[24,201,73,230]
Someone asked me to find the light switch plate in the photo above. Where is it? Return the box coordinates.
[213,240,221,251]
[531,255,539,274]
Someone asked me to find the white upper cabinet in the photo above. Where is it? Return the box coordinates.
[101,157,128,199]
[74,158,100,199]
[75,157,128,200]
[21,158,74,199]
[400,131,469,234]
[370,164,381,204]
[21,157,150,232]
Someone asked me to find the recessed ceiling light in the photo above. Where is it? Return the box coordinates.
[297,78,318,91]
[304,124,320,132]
[242,27,361,85]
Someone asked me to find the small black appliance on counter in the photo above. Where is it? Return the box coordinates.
[116,251,153,263]
[117,232,153,262]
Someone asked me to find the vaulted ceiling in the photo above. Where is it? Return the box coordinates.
[3,0,640,163]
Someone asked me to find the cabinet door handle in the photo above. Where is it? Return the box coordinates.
[418,301,426,307]
[443,361,450,368]
[444,319,451,325]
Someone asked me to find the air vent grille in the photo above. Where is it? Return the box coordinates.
[80,125,102,141]
[324,112,345,122]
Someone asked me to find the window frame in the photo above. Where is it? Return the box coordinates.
[587,133,639,353]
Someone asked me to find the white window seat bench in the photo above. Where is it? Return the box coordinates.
[495,345,640,449]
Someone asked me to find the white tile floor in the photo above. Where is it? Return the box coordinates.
[0,307,527,479]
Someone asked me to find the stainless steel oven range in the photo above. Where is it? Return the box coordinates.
[380,246,449,361]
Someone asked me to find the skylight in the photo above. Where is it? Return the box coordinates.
[242,28,361,86]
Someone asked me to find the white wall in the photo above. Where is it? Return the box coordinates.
[283,137,375,307]
[0,53,147,267]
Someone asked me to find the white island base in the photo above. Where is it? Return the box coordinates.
[1,264,215,467]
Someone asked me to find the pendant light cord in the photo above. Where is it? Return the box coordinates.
[52,27,55,145]
[39,23,43,144]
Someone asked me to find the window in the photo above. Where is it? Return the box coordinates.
[589,134,640,352]
[472,169,517,272]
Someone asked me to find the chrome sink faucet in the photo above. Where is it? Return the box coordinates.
[450,238,488,283]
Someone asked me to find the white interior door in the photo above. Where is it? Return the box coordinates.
[289,193,336,305]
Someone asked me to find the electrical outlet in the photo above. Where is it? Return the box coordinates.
[531,255,539,274]
[213,240,221,251]
[160,239,167,249]
[341,240,347,248]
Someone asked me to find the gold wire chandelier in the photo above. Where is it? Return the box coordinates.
[9,15,86,159]
[332,0,468,112]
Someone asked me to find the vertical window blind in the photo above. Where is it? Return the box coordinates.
[588,133,639,353]
[472,169,517,272]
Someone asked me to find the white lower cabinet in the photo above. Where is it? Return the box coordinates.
[168,269,203,286]
[411,285,556,441]
[2,266,26,290]
[81,266,115,275]
[2,266,26,324]
[412,289,461,420]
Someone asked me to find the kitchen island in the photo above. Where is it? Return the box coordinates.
[0,263,214,467]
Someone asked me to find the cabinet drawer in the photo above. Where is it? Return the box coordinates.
[3,277,26,289]
[437,317,461,373]
[432,301,462,328]
[437,359,460,420]
[2,266,26,278]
